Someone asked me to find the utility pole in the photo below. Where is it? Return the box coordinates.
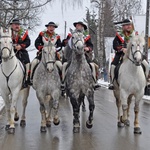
[64,21,67,38]
[145,0,150,60]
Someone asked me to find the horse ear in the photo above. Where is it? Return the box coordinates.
[70,28,73,34]
[141,31,144,37]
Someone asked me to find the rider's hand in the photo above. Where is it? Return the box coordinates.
[84,47,90,52]
[15,45,22,51]
[122,48,127,53]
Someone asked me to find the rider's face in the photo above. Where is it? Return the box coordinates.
[75,24,84,31]
[11,24,20,32]
[122,24,133,32]
[47,26,55,33]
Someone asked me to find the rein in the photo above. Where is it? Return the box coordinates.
[42,44,56,69]
[127,45,143,66]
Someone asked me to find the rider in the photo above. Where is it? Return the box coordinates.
[61,21,99,90]
[29,21,62,85]
[10,19,31,88]
[109,18,149,90]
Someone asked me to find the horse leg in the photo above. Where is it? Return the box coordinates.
[46,99,52,127]
[9,91,20,134]
[2,94,11,130]
[40,103,47,132]
[134,100,142,134]
[20,87,30,127]
[14,107,19,122]
[82,95,86,112]
[86,90,95,129]
[120,91,128,125]
[70,95,80,133]
[52,93,60,126]
[37,92,47,132]
[116,98,124,127]
[125,95,133,126]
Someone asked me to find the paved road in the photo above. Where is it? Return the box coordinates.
[0,87,150,150]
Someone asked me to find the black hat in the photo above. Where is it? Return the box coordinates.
[73,21,87,30]
[10,19,21,25]
[45,22,58,28]
[122,19,132,25]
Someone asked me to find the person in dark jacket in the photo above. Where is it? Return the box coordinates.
[61,21,100,90]
[29,21,62,85]
[109,19,149,90]
[10,19,31,88]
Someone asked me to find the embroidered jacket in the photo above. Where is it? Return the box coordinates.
[113,30,136,53]
[12,28,30,50]
[35,30,62,51]
[62,32,93,51]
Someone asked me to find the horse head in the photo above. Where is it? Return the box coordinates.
[0,27,13,60]
[42,37,56,72]
[127,32,145,66]
[69,28,84,55]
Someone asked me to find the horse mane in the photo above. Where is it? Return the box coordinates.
[123,34,145,60]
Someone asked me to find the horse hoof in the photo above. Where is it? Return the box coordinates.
[20,120,26,127]
[86,121,93,129]
[134,127,142,134]
[82,106,86,112]
[5,125,10,130]
[46,121,51,127]
[117,122,124,128]
[40,126,47,132]
[14,116,19,122]
[8,128,15,134]
[73,127,80,133]
[124,119,130,126]
[53,119,60,126]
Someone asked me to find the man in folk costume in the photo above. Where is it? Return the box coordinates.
[29,21,62,85]
[109,19,149,90]
[10,19,31,88]
[61,21,99,90]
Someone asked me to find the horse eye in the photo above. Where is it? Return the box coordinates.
[132,44,134,47]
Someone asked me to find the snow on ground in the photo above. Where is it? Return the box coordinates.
[97,79,150,104]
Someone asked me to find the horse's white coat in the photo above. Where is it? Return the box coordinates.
[0,28,29,130]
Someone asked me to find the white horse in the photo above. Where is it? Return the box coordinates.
[113,33,146,134]
[0,28,30,134]
[33,38,61,132]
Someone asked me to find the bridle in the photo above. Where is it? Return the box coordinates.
[0,36,18,60]
[42,43,56,69]
[71,32,84,50]
[0,36,19,93]
[127,44,143,66]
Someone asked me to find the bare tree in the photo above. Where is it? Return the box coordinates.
[0,0,84,30]
[112,0,142,21]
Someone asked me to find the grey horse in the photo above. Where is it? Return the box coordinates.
[65,29,95,133]
[33,37,61,132]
